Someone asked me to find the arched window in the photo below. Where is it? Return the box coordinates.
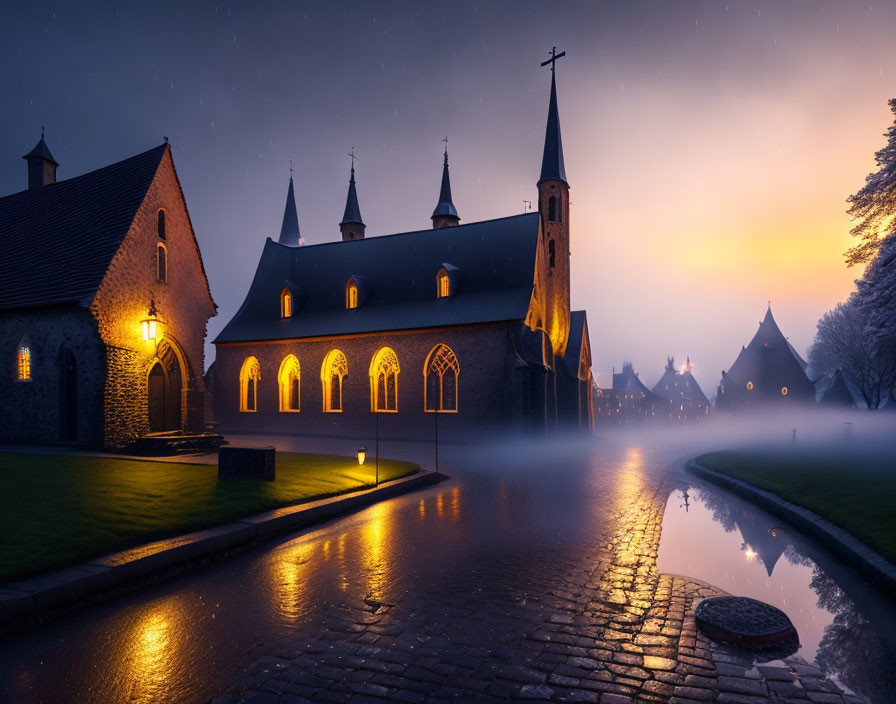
[157,243,168,283]
[548,195,560,222]
[321,349,348,412]
[280,288,293,318]
[278,355,300,412]
[346,280,359,309]
[370,347,399,412]
[548,239,556,268]
[239,356,261,412]
[437,271,450,298]
[17,343,32,381]
[157,209,166,239]
[424,344,459,412]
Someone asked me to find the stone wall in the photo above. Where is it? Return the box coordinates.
[213,322,532,442]
[91,146,217,447]
[0,306,105,447]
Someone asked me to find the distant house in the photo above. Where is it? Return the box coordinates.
[0,136,216,448]
[716,306,814,410]
[594,362,664,423]
[651,357,709,421]
[817,369,858,408]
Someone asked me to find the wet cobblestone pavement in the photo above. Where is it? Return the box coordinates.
[213,446,871,704]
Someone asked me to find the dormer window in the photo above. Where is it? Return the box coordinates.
[280,287,293,318]
[436,264,462,299]
[157,209,166,239]
[437,271,450,298]
[346,280,359,309]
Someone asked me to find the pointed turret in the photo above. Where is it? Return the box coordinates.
[278,176,302,246]
[340,165,365,241]
[22,129,58,189]
[536,47,572,358]
[432,145,460,229]
[539,69,567,186]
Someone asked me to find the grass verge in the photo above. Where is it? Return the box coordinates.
[0,451,417,582]
[696,450,896,565]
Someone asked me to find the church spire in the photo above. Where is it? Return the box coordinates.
[431,138,460,229]
[340,151,365,241]
[22,127,58,189]
[539,48,567,185]
[278,170,302,246]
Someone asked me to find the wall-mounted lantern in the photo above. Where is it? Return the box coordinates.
[357,445,367,466]
[141,299,160,342]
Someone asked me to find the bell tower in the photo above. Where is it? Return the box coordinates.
[537,48,571,357]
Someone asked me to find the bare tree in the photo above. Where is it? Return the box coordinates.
[808,298,896,409]
[845,98,896,267]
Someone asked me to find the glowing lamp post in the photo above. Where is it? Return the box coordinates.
[357,446,367,466]
[141,300,160,342]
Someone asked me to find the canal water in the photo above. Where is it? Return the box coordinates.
[658,482,896,703]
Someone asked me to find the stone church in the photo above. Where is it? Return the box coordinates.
[0,136,216,449]
[213,64,594,440]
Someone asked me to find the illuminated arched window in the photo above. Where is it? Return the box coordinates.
[437,271,450,298]
[157,209,166,239]
[280,288,293,318]
[424,344,459,412]
[157,243,168,283]
[278,355,300,412]
[321,349,348,412]
[346,280,359,309]
[370,347,399,412]
[17,343,32,381]
[239,356,260,412]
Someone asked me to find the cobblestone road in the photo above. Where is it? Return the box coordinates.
[213,442,868,704]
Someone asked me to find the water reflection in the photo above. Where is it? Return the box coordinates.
[124,604,178,702]
[658,486,896,702]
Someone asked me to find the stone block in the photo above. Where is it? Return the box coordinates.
[218,446,275,480]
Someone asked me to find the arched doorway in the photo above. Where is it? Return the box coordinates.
[148,343,183,432]
[58,346,77,442]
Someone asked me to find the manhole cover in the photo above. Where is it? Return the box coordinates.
[695,596,799,650]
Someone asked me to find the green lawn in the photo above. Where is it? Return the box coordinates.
[696,449,896,564]
[0,451,418,582]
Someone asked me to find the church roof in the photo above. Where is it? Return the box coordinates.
[561,310,591,379]
[720,306,814,401]
[22,134,58,165]
[215,212,540,343]
[278,176,302,245]
[432,150,459,220]
[340,167,363,226]
[539,70,567,185]
[0,143,167,310]
[612,363,664,403]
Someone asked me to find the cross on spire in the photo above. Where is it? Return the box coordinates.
[289,159,294,179]
[347,146,357,171]
[541,46,566,72]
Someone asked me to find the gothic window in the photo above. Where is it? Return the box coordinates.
[280,288,293,318]
[157,243,168,283]
[321,349,348,412]
[424,344,459,412]
[437,271,450,298]
[278,354,300,412]
[346,279,359,309]
[548,239,556,268]
[548,195,560,223]
[239,356,261,412]
[370,347,399,412]
[157,209,166,239]
[17,343,32,381]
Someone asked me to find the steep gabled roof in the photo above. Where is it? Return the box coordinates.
[0,144,167,309]
[612,363,664,403]
[215,212,540,343]
[652,358,709,404]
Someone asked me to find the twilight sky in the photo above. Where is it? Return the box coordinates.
[2,1,893,393]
